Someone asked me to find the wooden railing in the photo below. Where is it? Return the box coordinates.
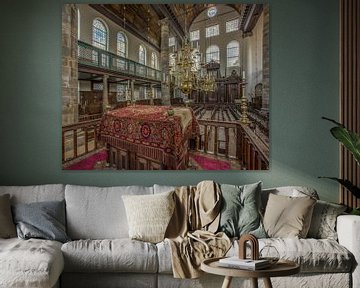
[62,119,102,163]
[78,113,102,122]
[197,119,269,170]
[78,41,161,82]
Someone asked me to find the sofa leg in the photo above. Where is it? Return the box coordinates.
[221,276,232,288]
[263,277,273,288]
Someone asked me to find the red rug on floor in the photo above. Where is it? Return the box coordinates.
[192,154,231,170]
[65,150,107,170]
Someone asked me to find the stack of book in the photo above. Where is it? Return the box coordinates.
[218,257,271,270]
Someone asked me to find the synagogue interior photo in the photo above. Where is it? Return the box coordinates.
[62,4,270,170]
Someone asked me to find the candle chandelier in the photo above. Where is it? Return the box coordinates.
[169,39,216,95]
[168,6,216,95]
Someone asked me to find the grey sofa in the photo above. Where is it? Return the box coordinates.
[0,184,359,288]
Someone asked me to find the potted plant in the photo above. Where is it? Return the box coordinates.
[320,117,360,215]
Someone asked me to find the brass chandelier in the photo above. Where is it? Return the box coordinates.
[169,39,216,95]
[168,7,216,95]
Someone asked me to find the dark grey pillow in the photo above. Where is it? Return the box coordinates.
[12,200,70,243]
[218,182,266,238]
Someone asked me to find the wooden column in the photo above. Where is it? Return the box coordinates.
[340,0,360,208]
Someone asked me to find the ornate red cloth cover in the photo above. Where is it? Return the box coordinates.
[100,105,199,169]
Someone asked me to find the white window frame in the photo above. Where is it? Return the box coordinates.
[190,30,200,41]
[226,41,240,67]
[117,31,127,58]
[206,24,219,38]
[226,18,239,33]
[206,45,220,63]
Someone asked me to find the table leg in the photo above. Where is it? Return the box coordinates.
[263,277,273,288]
[221,276,233,288]
[251,278,258,288]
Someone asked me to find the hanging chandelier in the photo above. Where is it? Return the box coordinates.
[168,6,216,95]
[169,39,216,95]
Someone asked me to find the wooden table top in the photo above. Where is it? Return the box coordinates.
[201,257,300,278]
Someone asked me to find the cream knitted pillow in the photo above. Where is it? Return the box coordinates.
[122,191,175,243]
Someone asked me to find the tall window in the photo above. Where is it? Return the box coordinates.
[206,45,220,63]
[117,32,127,57]
[139,45,146,65]
[151,52,158,69]
[190,30,200,41]
[227,41,239,67]
[92,18,108,50]
[226,19,239,33]
[169,37,176,47]
[206,24,219,38]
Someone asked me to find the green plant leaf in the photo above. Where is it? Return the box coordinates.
[330,126,360,165]
[318,177,360,198]
[322,117,360,165]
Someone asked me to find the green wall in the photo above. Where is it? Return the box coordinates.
[0,0,340,203]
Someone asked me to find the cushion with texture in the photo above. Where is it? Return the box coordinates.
[122,191,175,243]
[263,193,316,238]
[12,200,70,243]
[307,200,347,240]
[0,238,63,288]
[0,194,16,238]
[62,239,158,273]
[218,182,266,238]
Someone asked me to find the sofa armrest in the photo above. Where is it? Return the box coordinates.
[337,215,360,288]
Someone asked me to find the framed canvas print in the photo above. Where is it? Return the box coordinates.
[62,3,269,170]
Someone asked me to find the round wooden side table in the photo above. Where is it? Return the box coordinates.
[201,257,300,288]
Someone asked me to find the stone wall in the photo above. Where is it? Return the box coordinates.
[62,4,78,126]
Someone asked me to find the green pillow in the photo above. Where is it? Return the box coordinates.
[218,182,266,238]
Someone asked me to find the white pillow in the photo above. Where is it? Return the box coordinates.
[122,191,175,243]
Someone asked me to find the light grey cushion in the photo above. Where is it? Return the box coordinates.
[218,182,266,238]
[61,239,158,273]
[65,185,153,239]
[122,191,175,243]
[12,200,70,243]
[0,194,16,238]
[307,200,347,240]
[263,194,316,238]
[0,184,65,204]
[0,238,64,288]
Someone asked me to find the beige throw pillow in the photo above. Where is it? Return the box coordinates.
[0,194,17,238]
[122,191,175,243]
[263,193,316,238]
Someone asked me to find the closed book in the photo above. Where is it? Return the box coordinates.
[218,257,271,270]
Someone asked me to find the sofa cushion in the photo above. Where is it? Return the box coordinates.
[307,200,347,240]
[61,239,158,273]
[0,238,64,288]
[0,184,65,204]
[218,182,266,238]
[263,193,316,238]
[65,185,153,239]
[12,200,70,243]
[0,194,16,238]
[158,237,353,274]
[122,191,175,243]
[261,186,319,213]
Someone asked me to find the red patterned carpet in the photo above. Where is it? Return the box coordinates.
[191,154,231,170]
[64,150,107,170]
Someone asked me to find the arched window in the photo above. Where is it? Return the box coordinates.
[139,45,146,65]
[117,32,127,57]
[92,18,108,50]
[227,41,239,67]
[206,45,220,63]
[151,52,158,69]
